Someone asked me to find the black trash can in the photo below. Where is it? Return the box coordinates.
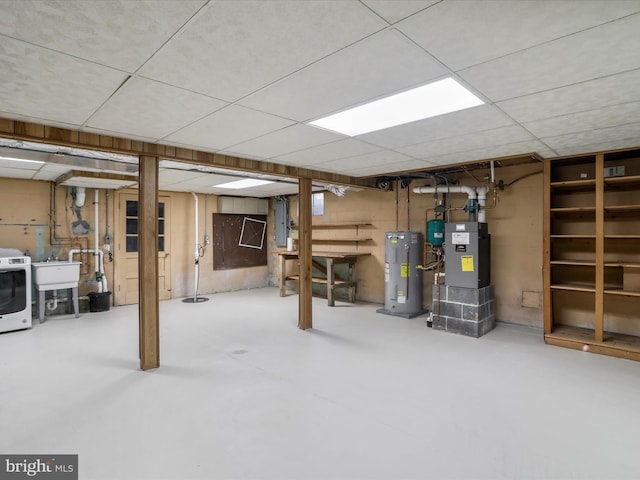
[88,291,111,312]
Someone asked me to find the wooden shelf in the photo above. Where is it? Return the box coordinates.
[545,325,640,362]
[604,204,640,213]
[550,179,596,189]
[550,260,595,266]
[604,289,640,298]
[545,150,640,361]
[550,283,595,293]
[550,206,596,214]
[604,261,640,268]
[550,234,596,239]
[604,174,640,186]
[310,237,372,243]
[311,223,372,229]
[285,275,355,287]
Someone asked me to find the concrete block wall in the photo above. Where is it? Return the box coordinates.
[431,284,495,338]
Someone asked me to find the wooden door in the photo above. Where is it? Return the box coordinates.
[114,192,171,305]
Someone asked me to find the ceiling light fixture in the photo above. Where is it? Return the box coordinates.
[308,77,484,136]
[214,179,274,189]
[0,156,45,164]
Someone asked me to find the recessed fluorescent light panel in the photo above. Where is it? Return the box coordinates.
[0,156,45,164]
[308,77,484,136]
[214,179,274,189]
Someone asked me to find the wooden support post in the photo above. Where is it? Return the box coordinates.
[298,177,313,330]
[279,253,287,297]
[595,153,604,342]
[327,258,335,307]
[139,155,160,370]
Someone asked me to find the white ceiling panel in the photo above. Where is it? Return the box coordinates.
[398,1,640,71]
[0,37,128,125]
[344,159,434,177]
[275,139,382,167]
[0,167,36,179]
[357,105,514,149]
[498,68,640,123]
[239,29,448,121]
[314,150,415,173]
[553,138,640,157]
[226,124,344,159]
[158,169,206,188]
[397,125,535,159]
[361,0,438,24]
[138,0,386,102]
[0,0,207,72]
[424,140,555,167]
[87,77,227,139]
[165,105,294,151]
[523,101,640,139]
[2,1,640,195]
[542,122,640,152]
[460,13,640,102]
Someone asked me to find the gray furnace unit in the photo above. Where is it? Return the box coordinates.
[377,231,425,318]
[444,222,490,288]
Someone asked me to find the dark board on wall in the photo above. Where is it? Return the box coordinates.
[212,213,267,270]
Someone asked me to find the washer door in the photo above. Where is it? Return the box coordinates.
[0,269,27,315]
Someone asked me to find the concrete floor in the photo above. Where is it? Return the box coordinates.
[1,287,640,480]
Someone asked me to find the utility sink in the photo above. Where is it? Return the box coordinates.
[32,261,82,290]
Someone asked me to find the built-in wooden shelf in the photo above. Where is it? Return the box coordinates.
[550,206,596,213]
[550,179,596,189]
[550,234,596,239]
[550,283,596,293]
[604,174,640,186]
[545,150,640,361]
[603,289,640,298]
[545,325,640,362]
[550,260,596,266]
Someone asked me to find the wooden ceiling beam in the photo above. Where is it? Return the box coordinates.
[0,118,379,189]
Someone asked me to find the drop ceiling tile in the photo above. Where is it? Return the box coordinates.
[314,150,415,173]
[357,105,514,149]
[397,125,534,159]
[0,37,128,125]
[226,124,344,159]
[542,122,640,151]
[239,29,447,121]
[0,167,36,179]
[398,0,640,71]
[87,77,227,140]
[498,68,640,123]
[138,0,386,101]
[158,169,205,187]
[361,0,438,24]
[553,138,640,157]
[424,140,556,166]
[343,159,433,177]
[523,101,640,138]
[79,126,158,145]
[165,105,294,151]
[460,13,640,101]
[275,139,382,167]
[0,0,207,72]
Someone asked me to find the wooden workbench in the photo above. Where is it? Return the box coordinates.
[274,251,371,306]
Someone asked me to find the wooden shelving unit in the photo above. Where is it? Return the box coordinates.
[290,222,373,245]
[544,148,640,360]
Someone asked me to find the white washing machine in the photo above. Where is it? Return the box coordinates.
[0,248,32,333]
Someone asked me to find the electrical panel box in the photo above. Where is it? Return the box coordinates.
[445,222,490,288]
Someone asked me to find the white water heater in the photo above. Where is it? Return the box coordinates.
[377,231,424,318]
